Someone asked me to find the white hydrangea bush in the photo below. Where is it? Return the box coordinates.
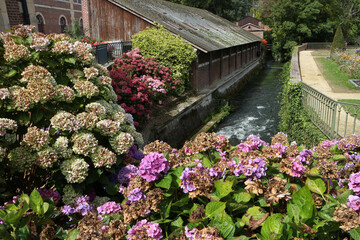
[0,25,143,195]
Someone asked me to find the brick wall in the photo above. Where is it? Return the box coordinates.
[6,0,26,27]
[34,0,82,34]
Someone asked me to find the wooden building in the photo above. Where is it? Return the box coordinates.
[82,0,262,90]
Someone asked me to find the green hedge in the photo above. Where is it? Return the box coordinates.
[279,62,326,147]
[132,25,197,95]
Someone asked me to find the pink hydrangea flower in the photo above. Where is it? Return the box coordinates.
[138,152,169,182]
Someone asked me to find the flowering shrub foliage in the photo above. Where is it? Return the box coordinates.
[332,51,360,79]
[132,25,197,95]
[0,25,143,208]
[2,128,360,239]
[110,48,175,126]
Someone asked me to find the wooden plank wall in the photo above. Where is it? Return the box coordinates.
[193,42,261,90]
[88,0,153,41]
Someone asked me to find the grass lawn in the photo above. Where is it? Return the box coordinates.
[338,99,360,120]
[317,57,360,91]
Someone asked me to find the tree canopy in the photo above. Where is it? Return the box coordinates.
[256,0,360,61]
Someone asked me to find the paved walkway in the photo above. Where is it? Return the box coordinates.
[299,50,360,137]
[299,51,360,100]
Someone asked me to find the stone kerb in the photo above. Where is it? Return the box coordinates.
[290,44,308,83]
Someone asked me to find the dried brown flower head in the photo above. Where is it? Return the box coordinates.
[315,145,333,159]
[279,157,293,176]
[316,159,339,179]
[264,176,291,205]
[333,204,360,231]
[75,211,105,240]
[107,219,127,240]
[271,133,288,146]
[284,144,299,158]
[191,132,218,153]
[244,179,264,196]
[189,205,205,223]
[40,225,56,240]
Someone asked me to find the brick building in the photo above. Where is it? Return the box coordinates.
[0,0,82,34]
[34,0,82,34]
[235,16,270,39]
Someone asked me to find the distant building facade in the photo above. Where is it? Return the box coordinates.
[0,0,82,34]
[235,16,270,39]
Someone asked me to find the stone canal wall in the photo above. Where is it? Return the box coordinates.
[141,59,262,148]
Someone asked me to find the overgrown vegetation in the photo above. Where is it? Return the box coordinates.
[132,25,197,95]
[279,62,326,147]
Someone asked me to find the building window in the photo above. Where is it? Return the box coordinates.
[60,16,67,33]
[36,14,45,33]
[77,0,81,3]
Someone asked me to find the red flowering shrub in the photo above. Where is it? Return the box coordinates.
[110,48,176,126]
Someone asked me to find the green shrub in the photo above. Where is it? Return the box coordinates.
[330,25,346,58]
[279,62,326,147]
[132,24,197,95]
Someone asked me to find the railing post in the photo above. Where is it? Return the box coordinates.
[331,103,337,139]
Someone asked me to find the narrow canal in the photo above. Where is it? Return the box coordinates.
[215,61,284,145]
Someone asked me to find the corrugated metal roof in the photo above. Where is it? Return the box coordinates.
[107,0,261,53]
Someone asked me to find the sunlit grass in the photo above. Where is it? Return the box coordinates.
[338,99,360,120]
[317,57,360,90]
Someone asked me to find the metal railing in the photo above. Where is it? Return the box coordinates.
[301,82,360,139]
[93,41,132,65]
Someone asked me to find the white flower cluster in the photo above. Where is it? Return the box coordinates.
[50,111,81,132]
[36,147,58,168]
[21,126,49,151]
[0,118,17,136]
[0,88,10,100]
[110,132,134,154]
[84,67,99,80]
[91,146,117,168]
[71,132,98,156]
[61,157,89,183]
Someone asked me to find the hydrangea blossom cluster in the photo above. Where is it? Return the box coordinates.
[127,188,146,204]
[296,148,314,164]
[117,164,139,184]
[185,226,223,240]
[62,195,94,216]
[0,25,141,188]
[234,158,267,180]
[37,189,61,205]
[60,157,89,183]
[97,201,121,215]
[127,219,163,240]
[21,126,49,151]
[179,168,197,193]
[237,135,268,152]
[291,159,306,177]
[138,152,170,182]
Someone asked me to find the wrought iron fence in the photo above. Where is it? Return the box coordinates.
[93,41,132,65]
[301,82,360,139]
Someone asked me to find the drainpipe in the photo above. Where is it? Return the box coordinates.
[21,0,31,25]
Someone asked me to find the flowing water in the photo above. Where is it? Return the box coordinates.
[215,61,284,145]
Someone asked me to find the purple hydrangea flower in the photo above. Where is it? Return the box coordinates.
[348,195,360,213]
[38,189,61,205]
[179,168,197,193]
[319,139,339,149]
[237,135,267,153]
[62,205,76,215]
[234,158,267,180]
[75,195,93,216]
[127,145,145,161]
[291,160,305,177]
[127,188,146,204]
[345,152,360,163]
[97,201,121,215]
[296,149,313,164]
[128,219,163,240]
[185,226,198,239]
[138,152,169,182]
[0,218,4,225]
[349,172,360,194]
[117,164,138,184]
[272,143,286,158]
